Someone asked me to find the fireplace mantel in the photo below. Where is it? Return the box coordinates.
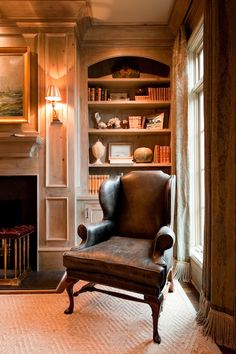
[0,133,43,158]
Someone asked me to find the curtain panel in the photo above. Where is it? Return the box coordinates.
[171,26,191,282]
[196,0,236,350]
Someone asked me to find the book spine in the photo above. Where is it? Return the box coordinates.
[88,87,90,101]
[91,175,95,194]
[88,175,91,194]
[153,145,160,163]
[160,146,164,163]
[90,87,95,101]
[158,146,171,163]
[88,175,110,195]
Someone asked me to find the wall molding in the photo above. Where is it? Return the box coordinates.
[78,24,174,47]
[45,33,69,187]
[45,197,69,241]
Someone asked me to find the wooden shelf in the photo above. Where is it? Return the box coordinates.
[88,78,170,88]
[89,162,172,168]
[77,194,99,201]
[88,128,171,135]
[88,100,170,108]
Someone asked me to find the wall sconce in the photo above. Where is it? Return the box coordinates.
[45,85,62,123]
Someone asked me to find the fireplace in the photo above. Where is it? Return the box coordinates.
[0,176,37,271]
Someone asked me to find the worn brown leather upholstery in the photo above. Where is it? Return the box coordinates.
[62,171,176,343]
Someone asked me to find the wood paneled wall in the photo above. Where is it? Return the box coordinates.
[38,30,77,269]
[0,24,77,270]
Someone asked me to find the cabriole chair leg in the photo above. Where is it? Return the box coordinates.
[145,293,164,343]
[64,280,78,314]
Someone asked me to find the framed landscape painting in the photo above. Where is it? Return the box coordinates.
[0,47,30,123]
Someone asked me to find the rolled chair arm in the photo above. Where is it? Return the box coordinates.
[77,220,115,249]
[153,226,175,258]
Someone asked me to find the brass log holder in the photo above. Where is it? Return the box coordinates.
[0,226,34,286]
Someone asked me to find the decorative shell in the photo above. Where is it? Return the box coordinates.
[133,147,153,163]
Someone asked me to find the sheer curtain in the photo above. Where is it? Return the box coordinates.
[171,26,191,282]
[196,0,236,350]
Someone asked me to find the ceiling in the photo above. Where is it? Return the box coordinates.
[0,0,176,25]
[0,0,191,44]
[90,0,175,25]
[0,1,86,21]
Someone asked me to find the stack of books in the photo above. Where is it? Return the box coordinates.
[128,116,142,129]
[134,95,150,101]
[88,175,110,195]
[153,145,171,163]
[147,87,171,101]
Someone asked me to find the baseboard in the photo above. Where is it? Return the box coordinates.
[38,250,65,271]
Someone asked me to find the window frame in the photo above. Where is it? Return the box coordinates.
[188,21,205,253]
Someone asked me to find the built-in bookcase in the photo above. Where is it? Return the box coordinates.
[77,56,172,226]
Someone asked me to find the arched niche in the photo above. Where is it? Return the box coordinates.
[88,56,170,79]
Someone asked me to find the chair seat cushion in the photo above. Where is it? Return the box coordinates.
[63,236,166,288]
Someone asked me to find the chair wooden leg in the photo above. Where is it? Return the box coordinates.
[168,269,174,292]
[55,272,69,293]
[145,293,164,343]
[64,279,78,315]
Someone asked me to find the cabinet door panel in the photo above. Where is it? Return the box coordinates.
[84,202,103,224]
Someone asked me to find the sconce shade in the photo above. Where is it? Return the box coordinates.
[45,85,61,102]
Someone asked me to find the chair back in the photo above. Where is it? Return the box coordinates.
[114,171,173,239]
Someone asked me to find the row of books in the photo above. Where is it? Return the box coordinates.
[88,87,109,101]
[88,86,171,102]
[147,87,171,101]
[153,145,171,163]
[88,174,110,195]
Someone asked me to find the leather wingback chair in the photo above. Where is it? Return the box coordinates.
[62,171,176,343]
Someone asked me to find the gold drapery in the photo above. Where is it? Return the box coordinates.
[196,0,236,349]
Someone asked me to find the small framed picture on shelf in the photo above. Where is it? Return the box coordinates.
[109,92,129,101]
[109,143,133,164]
[145,112,165,130]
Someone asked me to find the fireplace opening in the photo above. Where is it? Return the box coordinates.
[0,200,23,227]
[0,176,37,271]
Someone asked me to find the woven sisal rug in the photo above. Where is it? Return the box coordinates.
[0,281,220,354]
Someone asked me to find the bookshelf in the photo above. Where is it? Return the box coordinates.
[88,63,172,175]
[77,56,172,225]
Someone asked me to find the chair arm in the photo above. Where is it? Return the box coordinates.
[153,226,175,258]
[77,220,115,248]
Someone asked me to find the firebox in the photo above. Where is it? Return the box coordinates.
[0,175,37,271]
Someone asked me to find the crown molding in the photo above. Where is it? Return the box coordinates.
[77,24,174,47]
[15,20,77,33]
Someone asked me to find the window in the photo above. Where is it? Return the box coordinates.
[188,23,205,256]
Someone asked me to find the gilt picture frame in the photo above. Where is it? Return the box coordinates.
[0,47,30,124]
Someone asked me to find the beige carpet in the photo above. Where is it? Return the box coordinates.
[0,281,220,354]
